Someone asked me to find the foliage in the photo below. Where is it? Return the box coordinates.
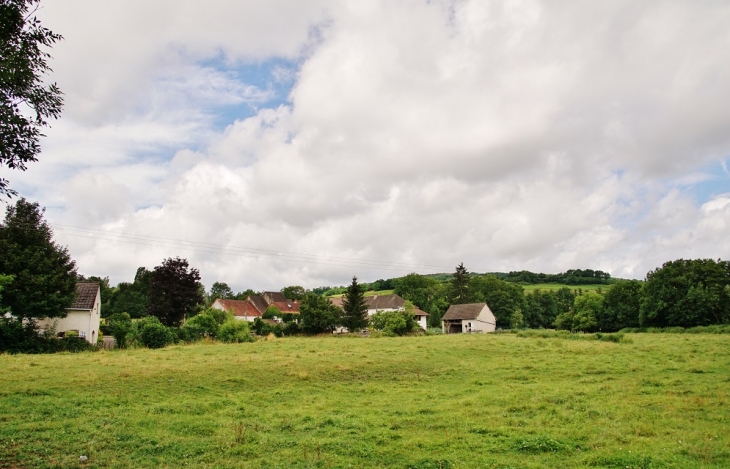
[598,280,642,331]
[369,310,416,336]
[524,289,560,328]
[208,281,234,304]
[217,320,254,343]
[181,312,218,341]
[341,276,368,332]
[0,198,77,320]
[105,267,151,318]
[138,316,175,349]
[0,0,63,196]
[509,309,524,329]
[571,292,602,332]
[0,317,93,353]
[147,257,203,327]
[299,293,341,334]
[281,285,306,300]
[106,312,132,348]
[252,317,284,337]
[262,305,281,319]
[449,263,471,304]
[470,275,527,328]
[640,259,730,327]
[505,269,612,285]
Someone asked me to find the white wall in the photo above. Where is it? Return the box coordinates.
[37,289,101,344]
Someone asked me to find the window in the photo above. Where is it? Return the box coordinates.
[79,330,86,338]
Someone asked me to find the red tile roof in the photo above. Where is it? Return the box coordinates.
[413,307,429,317]
[214,299,262,318]
[272,301,300,314]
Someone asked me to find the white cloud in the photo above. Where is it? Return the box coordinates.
[13,0,730,289]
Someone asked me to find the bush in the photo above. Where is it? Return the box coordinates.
[252,318,284,337]
[107,312,132,348]
[139,317,176,349]
[182,312,219,341]
[218,320,254,343]
[369,311,416,336]
[0,318,95,354]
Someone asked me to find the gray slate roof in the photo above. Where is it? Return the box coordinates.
[441,303,486,320]
[365,294,405,310]
[247,295,269,313]
[70,282,99,310]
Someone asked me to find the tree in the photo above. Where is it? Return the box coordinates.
[640,259,730,327]
[106,312,132,348]
[598,280,642,331]
[570,292,602,332]
[281,285,306,300]
[299,293,340,334]
[470,275,527,328]
[341,276,368,332]
[510,309,524,329]
[449,263,471,304]
[0,198,76,320]
[1,0,63,196]
[208,281,234,304]
[147,257,203,327]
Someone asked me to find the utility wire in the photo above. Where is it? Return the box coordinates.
[2,220,457,273]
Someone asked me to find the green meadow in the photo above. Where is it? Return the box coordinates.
[521,283,609,292]
[1,333,729,468]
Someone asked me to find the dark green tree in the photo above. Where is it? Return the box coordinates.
[299,293,340,334]
[281,285,306,300]
[208,281,234,304]
[640,259,730,327]
[1,0,63,196]
[470,275,527,328]
[0,198,76,319]
[449,263,471,304]
[598,280,642,331]
[147,257,203,327]
[524,289,559,328]
[341,276,368,332]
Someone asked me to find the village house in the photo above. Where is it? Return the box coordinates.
[37,282,101,344]
[331,293,429,331]
[441,303,496,334]
[211,291,300,322]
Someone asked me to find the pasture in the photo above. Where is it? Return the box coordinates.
[1,333,728,468]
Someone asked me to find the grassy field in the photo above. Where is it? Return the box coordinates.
[328,290,396,298]
[1,333,729,468]
[522,283,610,292]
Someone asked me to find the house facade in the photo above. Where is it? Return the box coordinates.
[331,293,429,331]
[37,282,101,344]
[441,303,496,334]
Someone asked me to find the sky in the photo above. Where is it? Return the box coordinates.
[6,0,730,291]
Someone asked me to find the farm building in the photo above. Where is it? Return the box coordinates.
[211,293,300,322]
[441,303,496,334]
[331,293,429,331]
[37,282,101,344]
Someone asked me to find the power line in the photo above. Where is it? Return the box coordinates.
[2,219,456,273]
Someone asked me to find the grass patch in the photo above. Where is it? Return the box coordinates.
[1,334,729,468]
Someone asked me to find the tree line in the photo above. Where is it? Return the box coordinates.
[2,198,730,353]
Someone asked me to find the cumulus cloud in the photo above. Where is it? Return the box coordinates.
[14,0,730,289]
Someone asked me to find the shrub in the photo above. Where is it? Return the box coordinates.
[369,311,417,336]
[107,312,132,348]
[218,320,254,343]
[182,312,218,341]
[139,317,176,349]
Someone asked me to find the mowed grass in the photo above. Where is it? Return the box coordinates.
[522,283,610,292]
[1,334,729,468]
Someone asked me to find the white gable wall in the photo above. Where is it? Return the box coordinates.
[37,289,101,344]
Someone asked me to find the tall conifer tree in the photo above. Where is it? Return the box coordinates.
[341,276,368,332]
[0,198,77,319]
[449,263,471,304]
